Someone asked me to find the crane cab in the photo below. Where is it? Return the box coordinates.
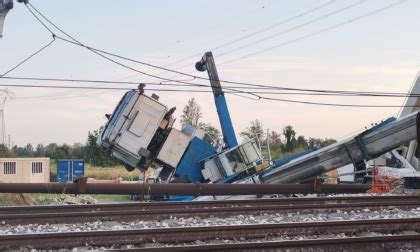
[202,140,262,183]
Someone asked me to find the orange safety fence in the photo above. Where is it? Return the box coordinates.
[368,166,402,193]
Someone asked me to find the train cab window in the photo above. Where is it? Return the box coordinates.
[3,161,16,175]
[226,150,246,172]
[32,162,43,173]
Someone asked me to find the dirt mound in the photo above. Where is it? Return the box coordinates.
[0,193,35,206]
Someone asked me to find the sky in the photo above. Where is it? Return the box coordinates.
[0,0,419,146]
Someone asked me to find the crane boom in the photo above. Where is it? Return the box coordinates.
[260,112,420,184]
[195,52,238,148]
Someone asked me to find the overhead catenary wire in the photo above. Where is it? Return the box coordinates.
[24,2,264,101]
[219,0,408,65]
[397,71,420,117]
[23,0,411,99]
[160,0,407,81]
[117,0,338,82]
[217,0,366,57]
[141,0,338,76]
[1,83,419,108]
[212,0,339,52]
[0,36,56,77]
[2,76,420,97]
[24,3,314,85]
[18,1,416,107]
[38,5,410,96]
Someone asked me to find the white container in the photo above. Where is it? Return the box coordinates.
[0,158,50,183]
[157,128,191,168]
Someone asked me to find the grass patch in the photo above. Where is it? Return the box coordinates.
[84,165,141,181]
[89,194,132,203]
[0,193,35,206]
[49,162,147,182]
[0,193,133,206]
[0,194,7,205]
[30,193,66,205]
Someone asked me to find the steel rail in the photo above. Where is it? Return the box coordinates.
[0,182,370,195]
[2,198,420,225]
[1,195,417,215]
[1,218,419,250]
[138,235,420,251]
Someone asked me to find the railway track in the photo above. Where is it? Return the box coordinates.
[0,195,420,214]
[1,195,420,225]
[2,195,418,215]
[1,217,419,250]
[140,235,420,251]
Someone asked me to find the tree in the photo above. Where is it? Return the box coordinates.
[308,138,337,148]
[239,120,337,158]
[24,144,34,157]
[240,119,264,141]
[181,98,221,145]
[320,138,337,147]
[0,144,13,157]
[45,143,58,158]
[71,143,84,159]
[180,98,202,126]
[55,144,72,159]
[34,144,45,157]
[268,130,283,160]
[199,122,222,145]
[283,125,296,152]
[296,136,308,149]
[83,130,119,167]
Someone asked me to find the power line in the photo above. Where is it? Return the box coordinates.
[48,9,410,96]
[1,83,418,108]
[117,0,338,81]
[23,1,409,100]
[25,3,196,84]
[25,1,328,90]
[24,2,56,36]
[219,0,408,65]
[2,76,420,97]
[261,96,413,108]
[19,1,416,107]
[217,0,365,57]
[397,72,420,116]
[1,36,55,77]
[29,10,265,100]
[212,0,338,53]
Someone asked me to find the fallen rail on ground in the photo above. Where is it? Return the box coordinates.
[0,181,370,195]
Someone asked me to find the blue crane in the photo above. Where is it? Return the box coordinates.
[195,52,238,149]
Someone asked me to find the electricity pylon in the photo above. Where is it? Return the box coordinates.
[0,89,13,145]
[0,0,13,38]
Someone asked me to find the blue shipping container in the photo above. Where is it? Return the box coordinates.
[57,159,85,182]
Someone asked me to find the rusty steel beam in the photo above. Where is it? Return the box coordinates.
[0,182,369,195]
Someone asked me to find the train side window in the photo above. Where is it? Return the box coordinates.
[3,162,16,175]
[32,162,43,173]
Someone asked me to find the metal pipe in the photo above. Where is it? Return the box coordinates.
[0,182,369,195]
